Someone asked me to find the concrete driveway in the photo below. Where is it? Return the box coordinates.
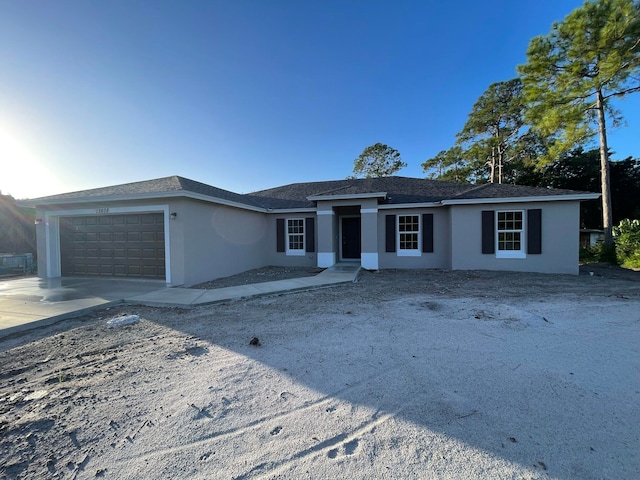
[0,276,166,336]
[0,265,360,338]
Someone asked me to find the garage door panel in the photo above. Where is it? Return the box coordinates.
[113,264,127,275]
[86,264,99,275]
[142,265,163,277]
[71,264,87,275]
[127,265,142,275]
[100,264,114,275]
[60,213,165,279]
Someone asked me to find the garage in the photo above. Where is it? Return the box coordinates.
[59,213,166,279]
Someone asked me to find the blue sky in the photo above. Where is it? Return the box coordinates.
[1,0,638,199]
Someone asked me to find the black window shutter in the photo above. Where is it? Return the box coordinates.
[481,211,495,254]
[276,218,285,252]
[385,215,396,252]
[527,209,542,254]
[422,213,434,253]
[305,217,315,252]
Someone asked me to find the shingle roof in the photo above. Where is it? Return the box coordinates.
[27,176,266,208]
[449,182,587,200]
[26,175,596,209]
[250,177,477,208]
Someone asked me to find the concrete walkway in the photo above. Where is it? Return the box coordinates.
[0,264,360,337]
[127,264,360,307]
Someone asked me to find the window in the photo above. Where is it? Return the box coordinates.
[286,218,305,255]
[496,211,525,258]
[397,215,420,256]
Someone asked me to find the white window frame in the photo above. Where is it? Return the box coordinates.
[397,214,421,257]
[496,210,525,259]
[286,218,305,256]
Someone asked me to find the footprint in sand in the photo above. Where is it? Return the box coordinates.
[327,438,359,458]
[344,439,359,455]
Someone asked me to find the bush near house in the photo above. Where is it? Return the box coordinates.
[579,241,617,264]
[613,219,640,269]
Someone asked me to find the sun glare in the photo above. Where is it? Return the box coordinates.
[0,119,63,199]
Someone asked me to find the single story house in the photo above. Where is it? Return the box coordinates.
[22,176,600,286]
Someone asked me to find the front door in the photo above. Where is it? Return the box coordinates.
[341,217,361,260]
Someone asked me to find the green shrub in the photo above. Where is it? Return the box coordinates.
[580,240,617,264]
[613,219,640,269]
[579,246,597,263]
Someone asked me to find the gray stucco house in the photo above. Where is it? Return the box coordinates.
[24,176,599,286]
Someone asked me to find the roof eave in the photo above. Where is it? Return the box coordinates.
[307,191,388,201]
[266,207,318,214]
[20,191,269,213]
[442,193,601,205]
[378,202,444,209]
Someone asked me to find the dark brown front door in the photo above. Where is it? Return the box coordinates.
[341,217,361,259]
[60,213,165,279]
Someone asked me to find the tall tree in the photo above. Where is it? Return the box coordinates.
[456,78,527,184]
[422,146,473,183]
[422,79,532,184]
[350,143,406,178]
[517,0,640,247]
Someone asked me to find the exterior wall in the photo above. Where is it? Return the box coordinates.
[32,192,584,283]
[263,214,317,267]
[450,201,580,274]
[377,207,451,270]
[178,198,271,286]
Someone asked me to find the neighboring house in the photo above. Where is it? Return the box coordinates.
[21,176,600,286]
[580,229,605,249]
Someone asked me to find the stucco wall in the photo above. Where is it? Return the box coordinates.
[450,201,580,274]
[263,214,317,267]
[177,199,271,286]
[377,207,451,270]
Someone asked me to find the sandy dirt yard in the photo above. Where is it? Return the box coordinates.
[1,268,639,480]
